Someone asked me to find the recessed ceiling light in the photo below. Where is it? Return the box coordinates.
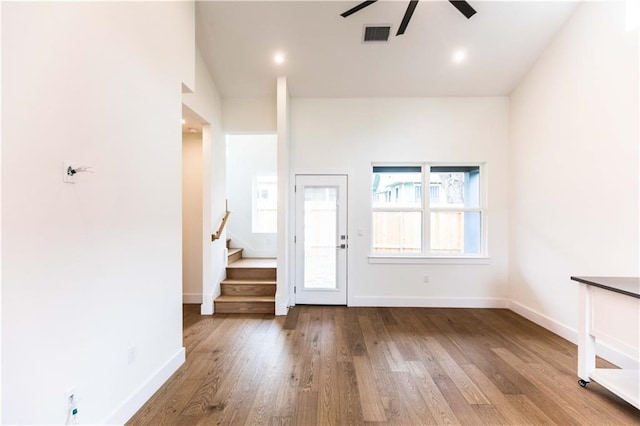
[274,52,285,64]
[453,49,467,64]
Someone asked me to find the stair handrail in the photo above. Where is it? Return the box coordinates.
[211,202,230,241]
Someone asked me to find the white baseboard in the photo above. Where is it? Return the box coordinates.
[275,292,289,316]
[350,296,509,308]
[508,300,639,370]
[104,347,185,425]
[508,300,576,342]
[201,293,214,315]
[183,293,202,304]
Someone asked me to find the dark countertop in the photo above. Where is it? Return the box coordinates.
[571,276,640,299]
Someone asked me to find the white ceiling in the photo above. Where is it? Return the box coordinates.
[196,1,579,98]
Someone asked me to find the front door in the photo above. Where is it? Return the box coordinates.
[295,175,348,305]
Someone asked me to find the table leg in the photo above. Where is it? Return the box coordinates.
[578,283,596,383]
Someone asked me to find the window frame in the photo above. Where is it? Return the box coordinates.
[370,162,488,262]
[371,164,425,254]
[251,175,278,234]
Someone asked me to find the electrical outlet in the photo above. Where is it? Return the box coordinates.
[128,345,136,365]
[423,275,429,284]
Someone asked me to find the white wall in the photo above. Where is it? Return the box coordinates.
[183,49,225,315]
[509,1,639,359]
[226,134,278,258]
[290,97,510,307]
[183,132,204,303]
[222,98,277,133]
[1,2,195,424]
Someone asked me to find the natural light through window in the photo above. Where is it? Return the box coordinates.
[372,164,485,257]
[252,175,277,233]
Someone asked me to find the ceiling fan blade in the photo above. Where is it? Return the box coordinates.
[396,0,419,36]
[449,0,477,19]
[341,1,378,18]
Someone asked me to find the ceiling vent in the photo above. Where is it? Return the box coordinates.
[363,25,390,43]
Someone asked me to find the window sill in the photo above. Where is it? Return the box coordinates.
[368,255,491,265]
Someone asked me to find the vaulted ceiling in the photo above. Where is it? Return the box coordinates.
[196,1,579,98]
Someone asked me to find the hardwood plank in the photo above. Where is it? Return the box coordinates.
[473,404,510,425]
[504,394,557,425]
[317,313,341,425]
[434,376,484,425]
[352,356,387,422]
[492,347,605,424]
[421,334,490,405]
[245,326,293,425]
[336,361,366,425]
[392,371,437,425]
[462,363,549,425]
[294,391,318,425]
[427,311,524,396]
[357,314,399,401]
[407,361,460,425]
[282,306,300,330]
[127,306,640,426]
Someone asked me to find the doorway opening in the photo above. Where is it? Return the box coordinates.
[225,133,278,258]
[294,174,348,305]
[181,105,207,305]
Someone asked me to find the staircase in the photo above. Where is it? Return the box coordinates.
[214,240,276,314]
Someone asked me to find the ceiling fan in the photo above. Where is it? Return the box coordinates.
[341,0,477,36]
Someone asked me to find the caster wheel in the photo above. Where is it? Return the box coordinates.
[578,379,588,387]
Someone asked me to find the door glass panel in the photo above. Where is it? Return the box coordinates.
[304,186,337,289]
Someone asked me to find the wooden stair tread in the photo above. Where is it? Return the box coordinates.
[227,258,276,268]
[216,295,275,302]
[219,246,275,312]
[222,279,276,285]
[227,247,244,264]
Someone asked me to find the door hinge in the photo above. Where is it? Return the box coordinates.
[294,185,297,193]
[294,286,297,294]
[294,235,297,243]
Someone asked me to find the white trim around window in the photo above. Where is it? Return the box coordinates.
[370,162,488,262]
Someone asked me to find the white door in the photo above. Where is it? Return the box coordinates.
[295,175,348,305]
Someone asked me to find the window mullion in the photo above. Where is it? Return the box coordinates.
[424,164,430,256]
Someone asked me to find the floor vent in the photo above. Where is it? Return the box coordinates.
[363,25,390,42]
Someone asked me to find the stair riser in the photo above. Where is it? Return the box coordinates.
[228,250,243,264]
[221,284,276,296]
[227,268,276,280]
[214,302,275,314]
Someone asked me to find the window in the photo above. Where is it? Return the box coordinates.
[252,175,277,233]
[372,164,484,257]
[372,166,423,254]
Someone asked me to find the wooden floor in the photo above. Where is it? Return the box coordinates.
[128,306,640,425]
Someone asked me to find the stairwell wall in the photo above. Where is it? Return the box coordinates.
[183,48,225,315]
